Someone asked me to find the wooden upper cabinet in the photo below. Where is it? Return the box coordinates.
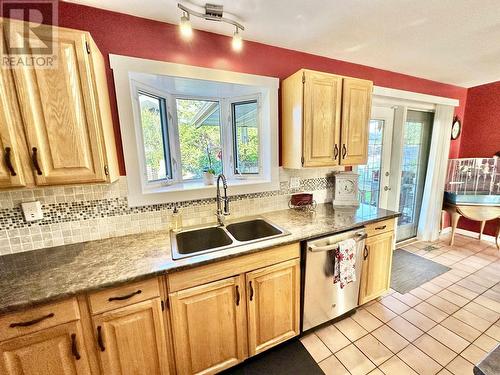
[93,298,170,375]
[0,18,118,187]
[0,320,91,375]
[0,67,28,188]
[246,259,300,355]
[282,69,372,168]
[303,71,342,167]
[340,77,373,165]
[169,276,247,375]
[358,230,394,305]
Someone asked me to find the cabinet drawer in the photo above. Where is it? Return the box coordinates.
[365,218,395,237]
[88,278,160,315]
[0,298,80,341]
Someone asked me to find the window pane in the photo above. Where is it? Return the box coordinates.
[176,99,223,180]
[232,101,259,174]
[138,92,170,182]
[358,120,384,207]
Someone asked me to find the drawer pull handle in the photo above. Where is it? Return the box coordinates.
[4,147,16,176]
[333,144,339,159]
[97,326,105,352]
[249,281,254,301]
[108,289,142,302]
[71,333,81,360]
[363,245,369,260]
[9,312,54,328]
[375,225,387,230]
[342,144,347,159]
[235,285,240,306]
[31,147,42,175]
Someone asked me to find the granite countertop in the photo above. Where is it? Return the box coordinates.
[0,203,399,314]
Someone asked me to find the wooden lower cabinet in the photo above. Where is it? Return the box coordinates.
[0,320,91,375]
[169,276,247,375]
[359,231,395,305]
[246,259,300,355]
[92,298,170,375]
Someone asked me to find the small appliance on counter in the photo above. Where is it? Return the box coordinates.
[332,172,359,206]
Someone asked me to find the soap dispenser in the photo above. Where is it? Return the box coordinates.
[171,206,182,232]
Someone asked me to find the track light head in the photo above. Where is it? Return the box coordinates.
[232,28,243,52]
[179,12,193,39]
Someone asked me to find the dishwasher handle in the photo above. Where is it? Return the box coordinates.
[308,232,366,252]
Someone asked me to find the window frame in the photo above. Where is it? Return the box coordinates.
[111,56,279,207]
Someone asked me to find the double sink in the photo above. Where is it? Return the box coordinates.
[170,218,289,260]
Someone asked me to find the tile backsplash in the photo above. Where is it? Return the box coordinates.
[0,167,341,255]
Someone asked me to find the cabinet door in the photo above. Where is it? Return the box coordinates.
[359,231,394,305]
[93,298,170,375]
[0,320,91,375]
[169,276,247,375]
[5,24,107,185]
[0,61,28,188]
[303,71,342,167]
[246,259,300,355]
[340,78,372,165]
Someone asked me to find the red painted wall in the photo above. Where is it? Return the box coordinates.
[455,80,500,236]
[50,2,467,174]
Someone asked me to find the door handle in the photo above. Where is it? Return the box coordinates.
[97,326,105,352]
[71,333,81,360]
[4,147,16,176]
[31,147,42,175]
[384,186,391,191]
[9,313,54,328]
[235,285,240,306]
[363,246,369,260]
[249,281,254,301]
[333,144,339,159]
[342,144,347,159]
[108,290,142,302]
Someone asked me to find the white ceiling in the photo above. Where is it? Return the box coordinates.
[65,0,500,87]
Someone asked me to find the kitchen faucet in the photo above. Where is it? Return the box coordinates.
[216,174,230,225]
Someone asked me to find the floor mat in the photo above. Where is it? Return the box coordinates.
[391,248,451,294]
[221,339,324,375]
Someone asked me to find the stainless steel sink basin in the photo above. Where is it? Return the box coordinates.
[170,217,289,260]
[226,219,283,242]
[175,227,233,255]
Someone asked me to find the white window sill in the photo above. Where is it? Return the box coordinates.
[127,177,279,207]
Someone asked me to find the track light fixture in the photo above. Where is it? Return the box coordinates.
[177,3,245,51]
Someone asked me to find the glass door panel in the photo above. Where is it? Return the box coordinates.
[358,120,384,207]
[397,110,433,241]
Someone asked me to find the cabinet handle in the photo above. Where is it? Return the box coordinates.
[97,326,105,352]
[342,144,347,159]
[31,147,42,175]
[363,245,369,260]
[333,144,339,159]
[375,225,387,230]
[108,289,142,302]
[9,312,54,328]
[235,285,240,306]
[249,281,254,301]
[71,333,81,360]
[4,147,16,176]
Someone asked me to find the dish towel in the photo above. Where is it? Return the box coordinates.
[333,238,357,289]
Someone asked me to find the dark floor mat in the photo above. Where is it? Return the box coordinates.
[391,248,451,294]
[221,339,324,375]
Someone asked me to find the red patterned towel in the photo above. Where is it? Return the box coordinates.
[333,238,357,289]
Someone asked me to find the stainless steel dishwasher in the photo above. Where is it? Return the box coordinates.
[303,228,367,331]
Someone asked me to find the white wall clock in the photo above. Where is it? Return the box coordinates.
[451,116,461,140]
[332,172,359,206]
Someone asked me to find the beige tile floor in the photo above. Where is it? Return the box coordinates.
[301,233,500,375]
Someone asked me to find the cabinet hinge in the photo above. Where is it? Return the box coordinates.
[301,156,304,166]
[302,73,305,84]
[85,41,91,54]
[161,300,165,311]
[104,165,109,176]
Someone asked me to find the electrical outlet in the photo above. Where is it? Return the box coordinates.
[21,201,43,222]
[290,177,301,189]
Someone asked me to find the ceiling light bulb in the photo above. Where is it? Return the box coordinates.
[232,28,243,52]
[179,13,193,39]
